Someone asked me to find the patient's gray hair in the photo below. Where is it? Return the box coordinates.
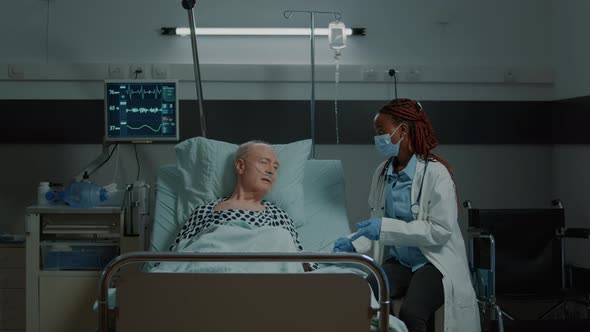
[235,140,271,162]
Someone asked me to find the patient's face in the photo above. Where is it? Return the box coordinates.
[237,144,280,195]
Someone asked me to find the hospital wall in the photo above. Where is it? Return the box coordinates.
[551,1,590,267]
[1,0,590,269]
[552,0,590,99]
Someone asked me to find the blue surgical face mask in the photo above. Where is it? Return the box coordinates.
[374,124,403,157]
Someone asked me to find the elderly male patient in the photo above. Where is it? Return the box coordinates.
[169,141,314,271]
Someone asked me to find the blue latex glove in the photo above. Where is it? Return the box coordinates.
[352,218,383,241]
[333,237,355,252]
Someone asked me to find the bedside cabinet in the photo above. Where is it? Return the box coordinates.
[0,244,25,332]
[26,206,141,332]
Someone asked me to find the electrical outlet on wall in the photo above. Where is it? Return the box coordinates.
[108,64,127,79]
[406,68,422,82]
[384,68,398,81]
[130,64,148,79]
[362,67,378,81]
[152,64,168,79]
[8,64,24,79]
[504,69,516,83]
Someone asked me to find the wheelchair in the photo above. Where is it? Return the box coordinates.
[464,199,590,332]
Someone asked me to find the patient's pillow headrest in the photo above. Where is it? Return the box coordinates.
[175,137,311,227]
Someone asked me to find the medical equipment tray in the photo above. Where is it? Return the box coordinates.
[41,241,118,270]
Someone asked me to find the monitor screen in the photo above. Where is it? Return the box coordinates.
[104,80,179,142]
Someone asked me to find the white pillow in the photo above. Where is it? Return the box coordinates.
[175,137,311,227]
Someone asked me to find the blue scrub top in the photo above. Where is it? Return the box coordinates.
[384,154,428,271]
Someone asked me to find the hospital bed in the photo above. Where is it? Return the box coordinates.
[96,158,400,332]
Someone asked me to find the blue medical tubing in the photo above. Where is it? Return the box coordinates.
[97,251,390,332]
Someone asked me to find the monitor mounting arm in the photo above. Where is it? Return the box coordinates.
[73,139,114,182]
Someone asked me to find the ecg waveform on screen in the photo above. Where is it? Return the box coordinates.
[109,84,167,100]
[126,107,163,114]
[128,86,162,100]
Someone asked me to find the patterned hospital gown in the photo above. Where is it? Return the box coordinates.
[170,198,306,255]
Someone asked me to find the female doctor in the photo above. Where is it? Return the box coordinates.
[334,99,480,332]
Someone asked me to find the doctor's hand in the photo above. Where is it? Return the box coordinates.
[333,237,356,252]
[352,218,382,241]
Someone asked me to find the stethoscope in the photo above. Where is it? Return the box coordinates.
[378,152,430,216]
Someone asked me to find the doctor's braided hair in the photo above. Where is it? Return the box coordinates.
[378,98,454,178]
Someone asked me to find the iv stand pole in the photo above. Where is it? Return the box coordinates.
[182,0,207,138]
[284,10,341,159]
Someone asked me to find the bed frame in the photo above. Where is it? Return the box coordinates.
[97,252,390,332]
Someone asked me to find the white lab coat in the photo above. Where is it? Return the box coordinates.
[352,157,480,332]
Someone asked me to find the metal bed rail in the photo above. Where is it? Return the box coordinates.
[97,251,391,332]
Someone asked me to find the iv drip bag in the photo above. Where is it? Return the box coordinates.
[328,21,347,50]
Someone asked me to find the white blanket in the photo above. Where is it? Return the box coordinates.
[151,220,303,273]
